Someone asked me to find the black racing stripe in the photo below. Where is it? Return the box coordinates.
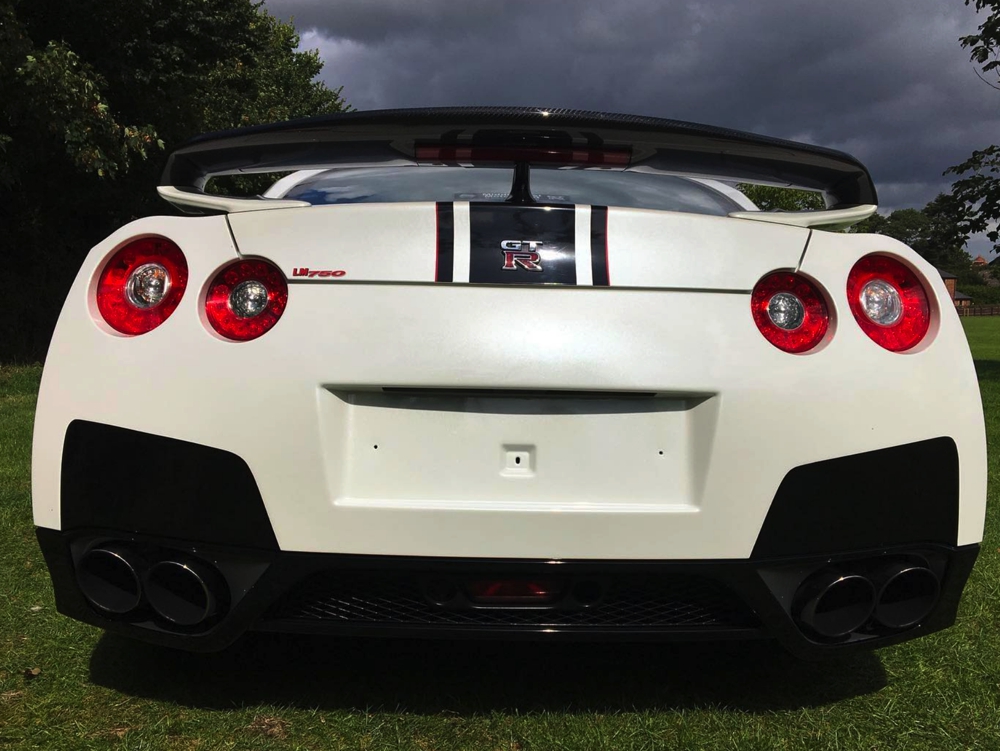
[591,206,609,286]
[468,203,576,285]
[435,202,454,282]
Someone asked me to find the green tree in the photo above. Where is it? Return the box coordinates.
[852,195,971,271]
[0,12,160,187]
[0,0,347,360]
[946,1,1000,250]
[859,208,932,247]
[852,211,888,235]
[920,193,974,266]
[736,184,826,211]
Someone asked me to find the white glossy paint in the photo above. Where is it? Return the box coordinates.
[156,186,310,214]
[32,207,987,561]
[730,204,878,230]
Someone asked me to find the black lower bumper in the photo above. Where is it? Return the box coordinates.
[36,527,979,660]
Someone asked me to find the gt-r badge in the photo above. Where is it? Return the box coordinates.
[500,240,543,271]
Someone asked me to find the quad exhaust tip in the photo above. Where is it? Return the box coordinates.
[77,546,143,615]
[794,561,942,640]
[794,570,876,639]
[873,563,940,630]
[144,559,222,627]
[77,544,226,628]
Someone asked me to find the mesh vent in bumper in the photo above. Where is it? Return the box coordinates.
[264,572,759,631]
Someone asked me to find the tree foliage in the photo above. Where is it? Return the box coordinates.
[736,184,826,211]
[947,146,1000,245]
[9,41,161,180]
[946,1,1000,251]
[959,1,1000,79]
[0,0,348,360]
[853,194,972,272]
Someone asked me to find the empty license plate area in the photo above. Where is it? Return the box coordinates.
[319,389,718,510]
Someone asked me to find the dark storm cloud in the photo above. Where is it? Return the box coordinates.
[267,0,997,215]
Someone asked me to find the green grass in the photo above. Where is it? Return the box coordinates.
[2,321,999,750]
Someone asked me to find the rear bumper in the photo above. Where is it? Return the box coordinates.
[39,424,982,657]
[37,527,978,659]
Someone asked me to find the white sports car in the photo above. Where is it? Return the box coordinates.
[32,107,986,658]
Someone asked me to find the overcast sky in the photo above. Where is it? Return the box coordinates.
[267,0,998,254]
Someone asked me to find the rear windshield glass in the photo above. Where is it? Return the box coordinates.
[282,167,744,216]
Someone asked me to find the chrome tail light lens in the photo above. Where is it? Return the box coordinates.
[205,259,288,341]
[751,272,830,353]
[847,255,930,352]
[96,237,188,335]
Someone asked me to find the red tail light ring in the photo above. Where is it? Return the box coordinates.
[751,272,830,353]
[847,255,930,352]
[205,259,288,341]
[96,237,188,335]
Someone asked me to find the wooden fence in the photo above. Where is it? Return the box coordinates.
[957,305,1000,316]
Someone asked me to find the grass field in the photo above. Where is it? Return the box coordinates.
[1,321,999,750]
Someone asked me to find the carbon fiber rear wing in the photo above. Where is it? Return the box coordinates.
[159,106,878,223]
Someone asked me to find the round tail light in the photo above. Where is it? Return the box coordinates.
[847,255,930,352]
[205,259,288,341]
[96,237,188,335]
[751,272,830,353]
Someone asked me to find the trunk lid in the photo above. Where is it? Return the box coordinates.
[227,202,809,291]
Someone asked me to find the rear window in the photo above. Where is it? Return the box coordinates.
[282,167,744,216]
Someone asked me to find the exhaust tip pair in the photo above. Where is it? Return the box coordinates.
[76,545,225,628]
[794,561,940,640]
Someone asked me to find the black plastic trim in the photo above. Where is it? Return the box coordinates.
[753,438,960,559]
[60,420,278,551]
[379,388,658,400]
[36,527,978,660]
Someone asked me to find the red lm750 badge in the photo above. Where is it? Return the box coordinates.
[292,268,347,278]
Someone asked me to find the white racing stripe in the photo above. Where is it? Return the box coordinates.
[453,201,471,283]
[575,204,593,286]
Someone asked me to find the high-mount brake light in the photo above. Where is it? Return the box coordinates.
[847,255,931,352]
[415,145,631,166]
[96,237,188,335]
[205,259,287,341]
[751,272,830,354]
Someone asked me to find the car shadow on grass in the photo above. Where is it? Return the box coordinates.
[89,632,886,713]
[974,359,1000,382]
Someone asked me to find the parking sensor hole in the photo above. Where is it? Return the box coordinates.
[373,444,378,450]
[658,450,664,456]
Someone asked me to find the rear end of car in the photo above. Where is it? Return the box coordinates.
[32,108,986,659]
